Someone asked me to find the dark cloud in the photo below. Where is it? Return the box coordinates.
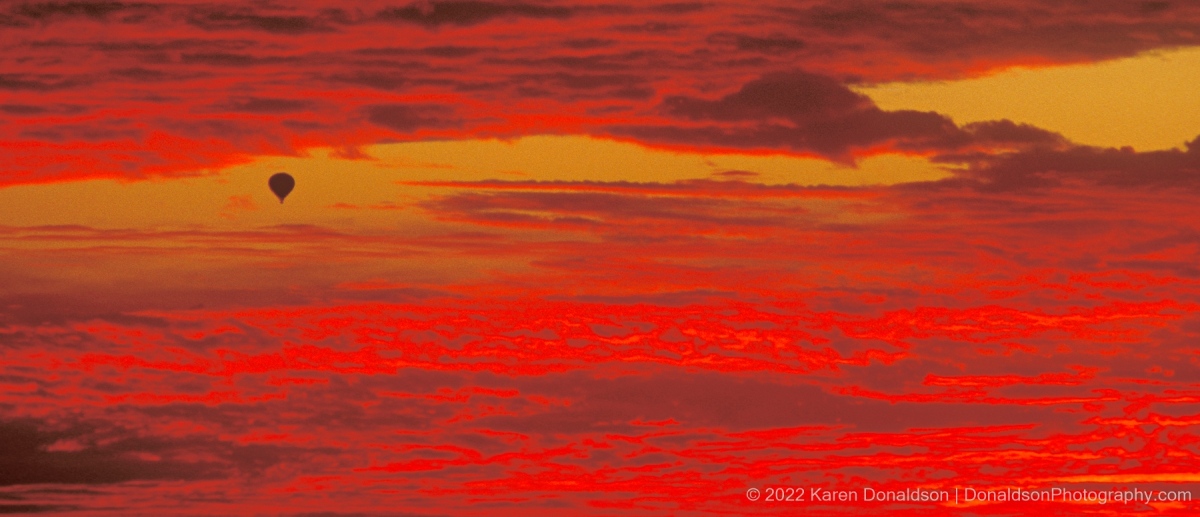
[286,513,446,517]
[483,50,665,74]
[0,504,76,514]
[663,71,868,123]
[522,72,649,91]
[3,289,1196,511]
[706,32,806,53]
[612,71,964,157]
[364,104,461,132]
[179,52,304,67]
[421,46,484,58]
[219,97,315,114]
[90,37,255,56]
[7,0,1200,185]
[959,119,1071,148]
[650,2,707,14]
[1139,1,1172,14]
[0,104,50,115]
[943,134,1200,190]
[613,20,685,33]
[421,190,798,231]
[19,120,144,142]
[186,9,335,34]
[0,291,209,327]
[375,1,573,27]
[480,369,1082,435]
[330,71,413,91]
[560,37,613,49]
[508,72,655,99]
[8,1,157,22]
[610,70,1078,159]
[0,74,83,90]
[0,419,220,486]
[785,0,1200,71]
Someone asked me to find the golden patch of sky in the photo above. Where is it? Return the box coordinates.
[854,46,1200,151]
[0,136,932,298]
[0,136,948,229]
[367,135,951,186]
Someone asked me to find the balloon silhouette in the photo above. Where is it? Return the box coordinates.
[268,173,295,203]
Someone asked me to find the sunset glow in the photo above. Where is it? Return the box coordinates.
[2,1,1200,515]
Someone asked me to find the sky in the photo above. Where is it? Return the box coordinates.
[2,1,1200,515]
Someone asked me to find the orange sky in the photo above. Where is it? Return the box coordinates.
[2,2,1200,515]
[856,46,1200,151]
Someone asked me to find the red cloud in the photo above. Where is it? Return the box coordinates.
[4,0,1200,185]
[5,2,1200,514]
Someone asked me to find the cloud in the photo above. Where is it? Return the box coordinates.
[2,1,1199,185]
[2,279,1197,512]
[0,104,54,114]
[218,97,316,114]
[364,104,463,133]
[5,1,159,24]
[405,178,876,238]
[418,188,803,232]
[374,1,574,27]
[4,2,1200,513]
[0,418,221,485]
[958,119,1072,148]
[0,74,84,90]
[185,8,337,34]
[785,0,1200,74]
[945,135,1200,190]
[611,70,1069,159]
[665,70,870,122]
[706,32,806,54]
[483,369,1084,435]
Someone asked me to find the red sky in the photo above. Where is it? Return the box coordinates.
[2,1,1200,515]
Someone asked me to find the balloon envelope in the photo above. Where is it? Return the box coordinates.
[268,173,295,203]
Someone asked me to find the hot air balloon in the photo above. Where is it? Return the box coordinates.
[268,173,295,203]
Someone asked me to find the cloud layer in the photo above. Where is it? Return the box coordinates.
[5,1,1200,515]
[3,0,1200,185]
[4,167,1200,512]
